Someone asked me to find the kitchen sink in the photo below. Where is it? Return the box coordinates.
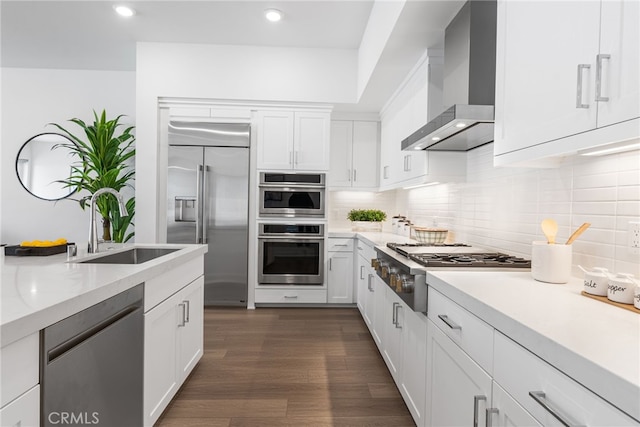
[78,248,179,265]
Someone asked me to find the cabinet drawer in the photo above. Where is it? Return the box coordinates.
[0,385,39,427]
[0,332,39,407]
[356,239,376,261]
[144,256,204,312]
[427,288,493,373]
[328,238,354,252]
[494,332,638,426]
[255,289,327,303]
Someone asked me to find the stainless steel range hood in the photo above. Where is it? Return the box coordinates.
[402,0,497,152]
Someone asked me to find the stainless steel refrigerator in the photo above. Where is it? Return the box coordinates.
[167,121,250,306]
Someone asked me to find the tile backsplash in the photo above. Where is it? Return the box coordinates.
[329,143,640,276]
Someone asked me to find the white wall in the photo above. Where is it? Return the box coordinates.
[1,68,135,245]
[135,42,358,242]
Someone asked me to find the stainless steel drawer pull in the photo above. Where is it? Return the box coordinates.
[473,395,486,427]
[438,314,462,330]
[360,265,365,280]
[392,302,399,325]
[178,303,187,327]
[333,244,349,247]
[395,304,402,329]
[183,300,190,323]
[529,391,584,427]
[284,295,298,299]
[368,274,374,291]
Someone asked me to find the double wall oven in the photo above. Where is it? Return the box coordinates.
[258,172,326,287]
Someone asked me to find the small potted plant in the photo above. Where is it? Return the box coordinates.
[347,209,387,232]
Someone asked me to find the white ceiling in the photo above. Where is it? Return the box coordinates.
[1,0,464,112]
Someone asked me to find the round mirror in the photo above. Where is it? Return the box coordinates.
[15,133,79,201]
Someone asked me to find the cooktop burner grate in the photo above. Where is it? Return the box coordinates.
[408,253,531,268]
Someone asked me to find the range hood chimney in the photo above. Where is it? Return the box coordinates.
[402,0,497,152]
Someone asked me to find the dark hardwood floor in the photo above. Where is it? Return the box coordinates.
[156,307,415,426]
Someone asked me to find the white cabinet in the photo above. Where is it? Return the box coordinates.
[381,285,403,379]
[327,237,354,304]
[494,0,639,165]
[493,332,638,426]
[257,110,330,171]
[0,385,39,427]
[0,332,39,427]
[490,382,542,427]
[144,275,204,426]
[426,319,493,427]
[329,121,379,189]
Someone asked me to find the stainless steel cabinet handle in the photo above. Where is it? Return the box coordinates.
[405,155,411,172]
[392,302,399,325]
[383,165,389,180]
[202,165,209,244]
[596,53,610,102]
[438,314,462,330]
[486,408,499,427]
[395,304,402,329]
[284,295,298,299]
[353,169,357,182]
[529,391,584,427]
[333,244,348,247]
[183,300,190,323]
[360,265,365,280]
[368,274,374,291]
[473,395,486,427]
[329,258,332,270]
[178,303,187,327]
[576,64,591,108]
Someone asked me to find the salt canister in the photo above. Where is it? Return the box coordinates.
[582,267,610,296]
[634,285,640,310]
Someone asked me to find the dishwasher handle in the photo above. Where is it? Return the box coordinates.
[47,304,141,364]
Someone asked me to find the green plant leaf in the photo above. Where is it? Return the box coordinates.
[347,209,387,222]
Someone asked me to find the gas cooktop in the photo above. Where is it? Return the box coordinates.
[384,242,531,268]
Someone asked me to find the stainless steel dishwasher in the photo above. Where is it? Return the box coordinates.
[41,284,144,427]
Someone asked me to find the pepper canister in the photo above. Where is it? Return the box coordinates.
[607,273,638,304]
[634,285,640,310]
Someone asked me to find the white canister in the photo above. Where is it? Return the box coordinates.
[583,267,610,296]
[531,241,572,284]
[634,286,640,310]
[607,273,637,304]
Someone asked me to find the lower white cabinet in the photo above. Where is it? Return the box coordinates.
[490,381,541,427]
[0,385,39,427]
[327,237,354,304]
[426,319,492,427]
[144,276,204,426]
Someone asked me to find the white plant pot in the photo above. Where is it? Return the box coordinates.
[351,221,383,232]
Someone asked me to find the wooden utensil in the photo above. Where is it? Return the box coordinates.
[566,222,591,244]
[541,218,558,244]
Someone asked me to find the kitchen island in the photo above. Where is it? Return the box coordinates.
[0,244,207,426]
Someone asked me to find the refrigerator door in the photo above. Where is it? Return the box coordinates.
[203,146,249,305]
[167,146,203,244]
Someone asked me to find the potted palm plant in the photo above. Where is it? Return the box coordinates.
[50,110,135,242]
[347,209,387,232]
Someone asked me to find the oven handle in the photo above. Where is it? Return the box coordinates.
[259,185,325,191]
[258,236,325,241]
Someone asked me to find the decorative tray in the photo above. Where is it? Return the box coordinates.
[581,291,639,314]
[4,244,68,257]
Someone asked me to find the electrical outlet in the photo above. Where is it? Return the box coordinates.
[629,221,640,249]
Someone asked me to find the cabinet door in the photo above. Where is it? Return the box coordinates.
[351,121,379,189]
[329,120,353,187]
[363,272,376,330]
[400,310,427,426]
[0,385,39,427]
[176,276,204,381]
[144,291,180,426]
[597,0,640,128]
[371,276,386,347]
[327,251,354,304]
[490,382,541,427]
[356,254,371,315]
[494,1,600,155]
[257,111,294,170]
[379,115,400,188]
[294,112,330,170]
[382,286,403,380]
[426,319,492,427]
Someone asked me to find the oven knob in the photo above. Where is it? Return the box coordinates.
[381,265,389,278]
[371,258,379,269]
[390,273,396,287]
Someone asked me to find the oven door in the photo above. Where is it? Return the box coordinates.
[259,186,325,217]
[258,237,324,285]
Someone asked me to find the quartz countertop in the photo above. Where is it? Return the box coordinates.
[427,270,640,421]
[328,229,414,247]
[1,244,207,348]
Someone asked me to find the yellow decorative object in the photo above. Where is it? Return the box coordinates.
[20,238,67,247]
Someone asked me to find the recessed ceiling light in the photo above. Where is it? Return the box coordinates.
[431,137,441,142]
[114,5,135,17]
[264,9,283,22]
[455,122,467,128]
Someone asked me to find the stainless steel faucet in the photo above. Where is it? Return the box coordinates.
[88,188,129,253]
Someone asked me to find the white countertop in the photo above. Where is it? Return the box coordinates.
[1,243,207,348]
[427,270,640,421]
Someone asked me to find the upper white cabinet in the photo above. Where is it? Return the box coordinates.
[494,0,639,165]
[329,121,379,190]
[257,110,330,171]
